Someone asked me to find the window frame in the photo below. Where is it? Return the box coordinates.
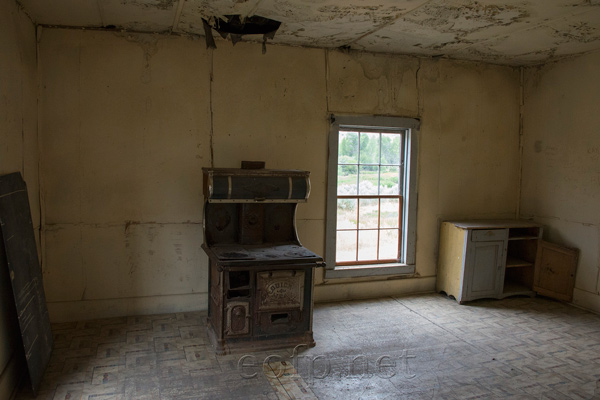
[325,115,419,279]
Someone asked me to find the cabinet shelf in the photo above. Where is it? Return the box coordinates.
[507,227,541,240]
[502,280,534,297]
[505,256,534,268]
[508,236,539,241]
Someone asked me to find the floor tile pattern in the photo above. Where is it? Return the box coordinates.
[15,294,600,399]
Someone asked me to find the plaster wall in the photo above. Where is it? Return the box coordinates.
[319,52,520,300]
[39,29,212,322]
[0,0,38,397]
[521,51,600,314]
[39,29,521,321]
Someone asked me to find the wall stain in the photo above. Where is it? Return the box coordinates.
[406,1,530,31]
[122,0,175,11]
[345,51,418,113]
[551,22,600,44]
[118,33,159,84]
[567,0,600,7]
[316,5,405,25]
[402,0,530,55]
[270,0,405,26]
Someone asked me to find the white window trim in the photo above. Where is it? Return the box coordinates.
[325,115,419,279]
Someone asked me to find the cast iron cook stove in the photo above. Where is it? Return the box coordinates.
[201,162,324,355]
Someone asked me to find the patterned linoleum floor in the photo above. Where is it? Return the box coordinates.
[15,294,600,400]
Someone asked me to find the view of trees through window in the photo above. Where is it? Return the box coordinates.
[336,129,405,265]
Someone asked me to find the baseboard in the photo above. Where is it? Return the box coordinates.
[47,292,209,323]
[314,276,436,303]
[572,288,600,315]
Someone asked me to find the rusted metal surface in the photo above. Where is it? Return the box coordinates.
[206,244,321,264]
[239,203,264,245]
[202,167,310,203]
[225,301,250,336]
[257,270,305,311]
[202,164,322,354]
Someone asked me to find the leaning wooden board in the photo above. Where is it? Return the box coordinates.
[0,172,52,393]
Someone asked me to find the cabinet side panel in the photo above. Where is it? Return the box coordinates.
[437,223,466,301]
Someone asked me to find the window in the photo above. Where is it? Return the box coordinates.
[326,115,419,278]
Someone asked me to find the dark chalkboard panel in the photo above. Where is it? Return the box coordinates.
[0,172,52,394]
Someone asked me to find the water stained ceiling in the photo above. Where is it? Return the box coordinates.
[17,0,600,65]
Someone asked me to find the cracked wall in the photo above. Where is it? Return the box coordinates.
[39,28,521,321]
[39,29,212,322]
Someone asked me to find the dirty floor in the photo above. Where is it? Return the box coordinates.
[15,294,600,399]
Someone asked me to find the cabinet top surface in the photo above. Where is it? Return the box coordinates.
[446,220,542,229]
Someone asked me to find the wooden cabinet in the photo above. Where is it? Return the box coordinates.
[437,220,578,304]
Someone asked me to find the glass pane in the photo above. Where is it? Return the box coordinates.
[336,230,357,262]
[337,199,357,229]
[338,165,357,195]
[359,132,380,164]
[379,229,399,260]
[358,199,378,229]
[380,198,400,228]
[339,131,359,163]
[381,133,401,165]
[380,166,400,195]
[358,165,378,195]
[358,230,378,261]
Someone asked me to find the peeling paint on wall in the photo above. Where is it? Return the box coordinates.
[407,1,529,31]
[567,0,600,7]
[16,0,600,66]
[551,22,600,43]
[315,4,405,24]
[401,0,531,55]
[123,0,176,11]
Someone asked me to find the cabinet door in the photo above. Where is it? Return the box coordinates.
[464,240,505,301]
[533,241,579,302]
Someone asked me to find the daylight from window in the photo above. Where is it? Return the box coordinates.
[336,130,404,266]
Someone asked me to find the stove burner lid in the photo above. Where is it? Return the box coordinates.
[217,251,253,260]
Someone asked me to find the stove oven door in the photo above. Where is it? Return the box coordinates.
[225,301,250,336]
[255,269,308,336]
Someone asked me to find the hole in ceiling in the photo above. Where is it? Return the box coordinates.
[202,15,282,53]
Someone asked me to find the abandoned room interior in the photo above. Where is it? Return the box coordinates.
[1,0,600,398]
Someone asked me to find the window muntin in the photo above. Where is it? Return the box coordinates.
[335,129,405,266]
[325,115,418,278]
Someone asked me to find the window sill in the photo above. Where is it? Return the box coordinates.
[324,263,415,279]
